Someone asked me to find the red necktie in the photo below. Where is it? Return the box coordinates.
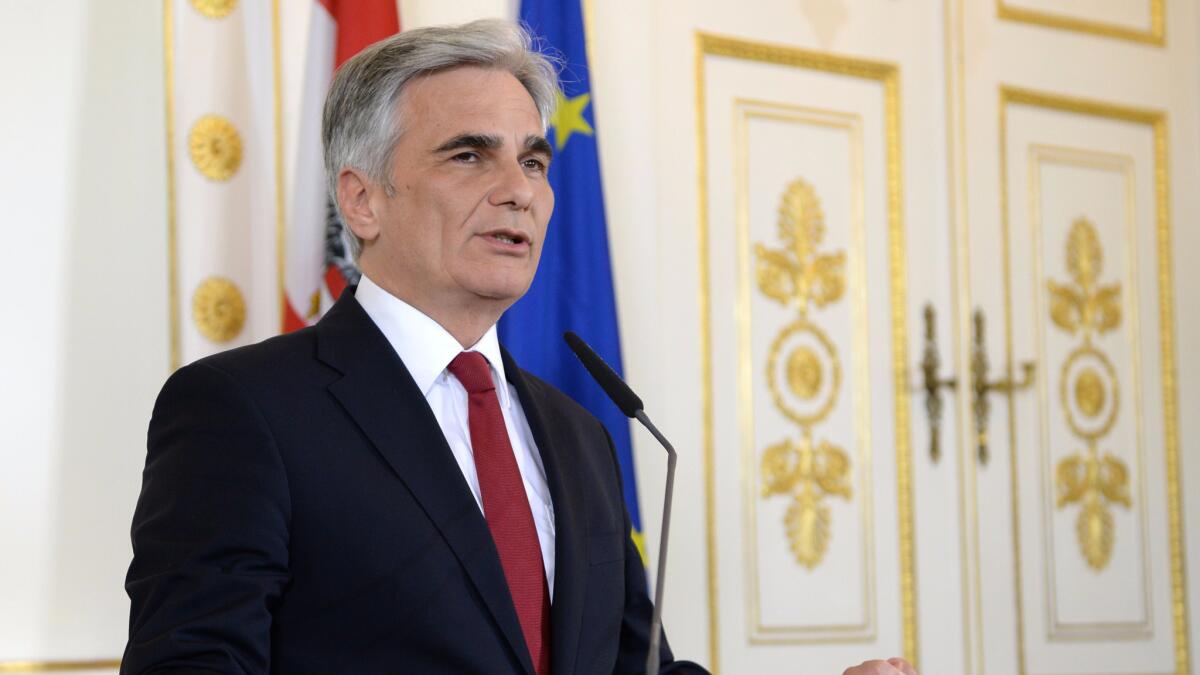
[447,351,551,675]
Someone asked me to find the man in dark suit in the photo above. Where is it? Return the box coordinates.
[124,18,914,675]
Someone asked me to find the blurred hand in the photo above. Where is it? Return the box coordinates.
[842,657,917,675]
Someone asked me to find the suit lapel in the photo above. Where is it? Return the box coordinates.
[316,291,535,675]
[503,350,587,675]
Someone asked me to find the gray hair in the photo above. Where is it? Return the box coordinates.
[322,19,560,259]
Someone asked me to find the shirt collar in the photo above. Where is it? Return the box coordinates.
[354,274,512,409]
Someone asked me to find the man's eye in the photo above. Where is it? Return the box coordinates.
[452,152,479,163]
[522,157,548,172]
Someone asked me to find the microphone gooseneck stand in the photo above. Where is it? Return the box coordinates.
[633,409,676,675]
[562,332,676,675]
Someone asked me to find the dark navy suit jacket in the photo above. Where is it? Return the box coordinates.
[123,290,706,675]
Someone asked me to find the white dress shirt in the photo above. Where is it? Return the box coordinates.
[355,274,556,595]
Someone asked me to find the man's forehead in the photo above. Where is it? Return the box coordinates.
[401,66,540,117]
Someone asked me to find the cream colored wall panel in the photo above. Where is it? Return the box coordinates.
[698,35,913,673]
[997,89,1183,675]
[738,101,873,639]
[1028,147,1151,636]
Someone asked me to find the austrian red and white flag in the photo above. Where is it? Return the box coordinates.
[284,0,400,331]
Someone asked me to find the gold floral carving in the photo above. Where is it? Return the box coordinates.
[761,433,852,568]
[188,115,243,181]
[1047,218,1121,339]
[755,179,846,314]
[1056,453,1131,569]
[192,276,246,343]
[755,178,851,569]
[189,0,237,19]
[1048,217,1130,571]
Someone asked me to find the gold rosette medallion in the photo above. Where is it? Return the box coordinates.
[188,114,243,181]
[192,277,246,343]
[189,0,237,19]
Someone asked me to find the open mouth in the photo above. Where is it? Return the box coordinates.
[484,230,530,246]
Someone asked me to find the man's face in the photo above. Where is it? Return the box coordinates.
[358,66,554,317]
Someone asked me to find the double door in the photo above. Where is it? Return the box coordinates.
[592,0,1198,672]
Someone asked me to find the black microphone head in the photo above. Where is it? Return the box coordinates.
[563,331,644,418]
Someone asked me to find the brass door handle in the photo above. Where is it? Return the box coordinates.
[970,309,1035,465]
[919,304,957,463]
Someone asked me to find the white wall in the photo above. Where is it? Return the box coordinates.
[1,0,168,664]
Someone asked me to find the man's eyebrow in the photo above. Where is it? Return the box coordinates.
[433,134,503,153]
[524,135,553,160]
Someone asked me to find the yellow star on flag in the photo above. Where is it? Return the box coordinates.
[549,90,593,151]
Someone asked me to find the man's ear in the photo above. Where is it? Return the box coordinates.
[336,168,383,244]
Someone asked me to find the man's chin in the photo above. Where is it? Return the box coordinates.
[468,280,535,308]
[449,263,537,308]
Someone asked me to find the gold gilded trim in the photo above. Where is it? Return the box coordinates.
[0,661,121,672]
[884,62,916,669]
[165,0,180,370]
[1155,111,1189,675]
[697,31,916,666]
[693,33,719,672]
[1000,86,1189,673]
[996,0,1164,46]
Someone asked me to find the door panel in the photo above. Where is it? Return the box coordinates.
[950,0,1196,669]
[696,35,915,674]
[993,88,1183,674]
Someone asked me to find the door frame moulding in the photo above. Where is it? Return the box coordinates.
[995,0,1165,46]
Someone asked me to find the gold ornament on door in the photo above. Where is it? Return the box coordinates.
[192,276,246,343]
[755,178,851,570]
[189,0,237,19]
[1047,218,1130,571]
[188,115,243,182]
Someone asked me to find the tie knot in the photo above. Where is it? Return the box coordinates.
[447,351,495,394]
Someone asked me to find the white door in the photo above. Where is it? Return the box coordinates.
[950,0,1195,673]
[631,1,963,672]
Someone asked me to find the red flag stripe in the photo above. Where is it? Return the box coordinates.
[283,0,399,332]
[320,0,398,304]
[283,299,308,333]
[317,0,401,67]
[323,0,397,304]
[324,263,349,300]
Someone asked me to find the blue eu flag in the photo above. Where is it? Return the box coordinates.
[500,0,645,558]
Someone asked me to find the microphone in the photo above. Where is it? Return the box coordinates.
[563,331,644,416]
[564,331,677,675]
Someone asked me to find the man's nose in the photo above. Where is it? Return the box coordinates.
[488,160,535,210]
